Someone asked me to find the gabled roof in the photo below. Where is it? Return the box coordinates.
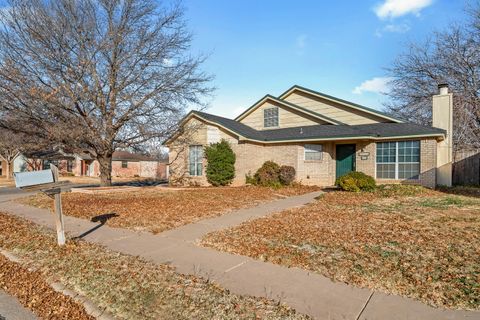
[279,85,404,123]
[234,94,343,125]
[166,110,445,145]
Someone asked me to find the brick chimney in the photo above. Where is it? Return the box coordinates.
[432,83,453,186]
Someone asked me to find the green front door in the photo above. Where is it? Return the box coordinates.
[336,144,356,179]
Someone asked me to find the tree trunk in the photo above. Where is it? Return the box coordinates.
[4,160,10,179]
[98,155,113,186]
[7,160,13,179]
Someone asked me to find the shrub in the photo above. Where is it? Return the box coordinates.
[254,161,281,187]
[205,139,236,186]
[279,165,296,185]
[335,171,376,192]
[245,172,256,185]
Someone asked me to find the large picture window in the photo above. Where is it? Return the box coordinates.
[376,141,420,180]
[304,144,323,161]
[264,107,279,127]
[189,145,203,176]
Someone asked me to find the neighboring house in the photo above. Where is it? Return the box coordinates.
[0,159,7,177]
[3,149,167,180]
[109,151,168,179]
[166,84,454,188]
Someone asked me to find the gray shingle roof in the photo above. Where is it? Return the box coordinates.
[192,111,445,142]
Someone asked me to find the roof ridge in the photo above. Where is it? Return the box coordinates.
[278,85,405,123]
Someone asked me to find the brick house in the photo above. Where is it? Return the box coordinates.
[166,84,453,188]
[3,149,167,180]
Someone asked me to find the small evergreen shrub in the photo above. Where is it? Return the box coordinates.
[279,165,296,185]
[205,139,236,186]
[254,161,281,187]
[335,171,376,192]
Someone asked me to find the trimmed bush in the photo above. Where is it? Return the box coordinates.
[335,171,376,192]
[254,161,281,187]
[205,139,236,186]
[245,172,256,185]
[279,165,296,185]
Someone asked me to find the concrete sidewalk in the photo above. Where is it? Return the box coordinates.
[0,289,38,320]
[1,192,479,320]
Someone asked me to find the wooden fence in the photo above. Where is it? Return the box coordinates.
[453,148,480,185]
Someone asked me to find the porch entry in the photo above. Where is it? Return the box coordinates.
[335,144,356,179]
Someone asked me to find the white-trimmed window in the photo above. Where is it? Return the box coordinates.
[376,141,420,180]
[304,144,323,161]
[264,107,279,127]
[189,145,203,176]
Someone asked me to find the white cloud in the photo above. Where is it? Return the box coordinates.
[384,23,411,33]
[375,23,411,37]
[353,77,393,95]
[296,34,307,49]
[374,0,433,19]
[295,34,307,55]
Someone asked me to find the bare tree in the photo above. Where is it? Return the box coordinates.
[385,6,480,150]
[0,128,20,178]
[0,0,213,186]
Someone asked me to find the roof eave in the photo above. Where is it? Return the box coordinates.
[165,112,249,146]
[238,133,444,144]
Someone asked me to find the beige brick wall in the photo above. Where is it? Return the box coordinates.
[168,119,439,188]
[419,139,437,188]
[355,141,376,177]
[356,138,437,188]
[168,118,209,186]
[232,142,299,185]
[296,142,335,185]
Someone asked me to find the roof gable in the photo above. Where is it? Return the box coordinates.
[234,95,342,125]
[279,85,404,124]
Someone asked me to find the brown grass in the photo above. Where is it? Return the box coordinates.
[0,254,94,320]
[20,185,320,233]
[0,212,308,320]
[202,185,480,310]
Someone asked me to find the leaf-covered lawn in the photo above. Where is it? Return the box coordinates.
[0,212,309,320]
[20,185,319,234]
[0,254,94,320]
[202,185,480,310]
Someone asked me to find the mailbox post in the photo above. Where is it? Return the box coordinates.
[50,165,66,245]
[14,165,70,246]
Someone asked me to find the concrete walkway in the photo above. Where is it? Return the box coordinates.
[1,191,479,320]
[0,289,38,320]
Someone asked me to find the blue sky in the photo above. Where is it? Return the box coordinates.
[0,0,468,118]
[184,0,468,118]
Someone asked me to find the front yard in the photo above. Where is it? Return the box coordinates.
[21,185,319,234]
[0,212,308,319]
[202,185,480,310]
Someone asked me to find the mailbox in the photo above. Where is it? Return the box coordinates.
[14,169,54,188]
